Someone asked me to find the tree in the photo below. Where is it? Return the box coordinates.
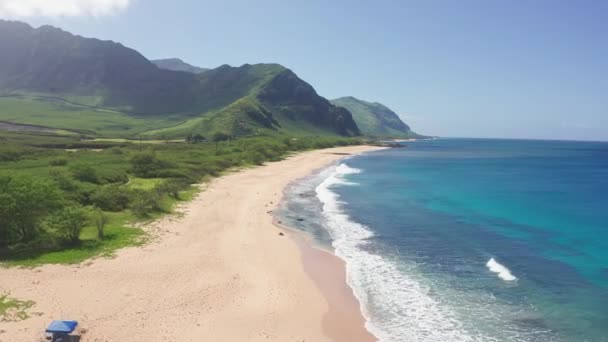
[186,133,206,144]
[192,134,206,143]
[211,132,230,142]
[50,206,89,245]
[95,209,109,240]
[0,176,62,247]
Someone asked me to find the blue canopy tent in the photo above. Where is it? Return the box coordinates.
[46,320,78,341]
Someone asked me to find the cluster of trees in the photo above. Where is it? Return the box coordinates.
[0,173,190,249]
[0,134,361,255]
[0,175,107,248]
[0,176,62,247]
[0,150,191,249]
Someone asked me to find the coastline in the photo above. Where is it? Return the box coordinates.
[0,145,383,341]
[277,225,377,342]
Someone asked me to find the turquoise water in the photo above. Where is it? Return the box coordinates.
[279,138,608,342]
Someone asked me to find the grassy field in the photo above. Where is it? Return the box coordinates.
[0,130,363,266]
[0,96,188,138]
[0,95,342,141]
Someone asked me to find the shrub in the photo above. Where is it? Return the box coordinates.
[0,176,62,247]
[49,169,78,191]
[209,157,233,170]
[131,152,171,178]
[186,134,206,144]
[155,178,189,199]
[153,169,191,179]
[211,132,231,142]
[108,147,124,155]
[94,209,109,240]
[130,190,162,218]
[0,149,20,162]
[97,169,129,185]
[50,206,89,245]
[49,158,68,166]
[71,164,99,183]
[248,151,265,165]
[49,169,91,204]
[90,185,131,212]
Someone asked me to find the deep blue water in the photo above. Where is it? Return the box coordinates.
[279,138,608,342]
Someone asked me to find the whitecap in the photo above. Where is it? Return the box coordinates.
[486,258,517,282]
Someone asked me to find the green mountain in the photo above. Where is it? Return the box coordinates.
[331,96,422,138]
[152,58,209,74]
[0,20,359,138]
[0,21,198,115]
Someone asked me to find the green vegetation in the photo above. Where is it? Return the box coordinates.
[0,20,360,139]
[0,96,185,137]
[0,294,35,322]
[0,131,362,266]
[0,21,384,268]
[331,96,426,139]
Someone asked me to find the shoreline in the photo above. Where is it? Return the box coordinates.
[0,145,384,342]
[271,152,380,341]
[276,223,376,342]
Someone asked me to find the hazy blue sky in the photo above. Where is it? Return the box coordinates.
[4,0,607,140]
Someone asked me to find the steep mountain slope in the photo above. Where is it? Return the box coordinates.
[144,64,360,137]
[0,20,359,138]
[152,58,209,74]
[331,97,422,138]
[0,20,198,115]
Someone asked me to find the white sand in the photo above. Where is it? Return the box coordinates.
[0,145,382,342]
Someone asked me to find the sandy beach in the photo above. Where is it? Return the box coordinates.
[0,145,382,342]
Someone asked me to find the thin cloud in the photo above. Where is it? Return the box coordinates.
[0,0,132,18]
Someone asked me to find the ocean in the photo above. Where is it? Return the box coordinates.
[277,138,608,342]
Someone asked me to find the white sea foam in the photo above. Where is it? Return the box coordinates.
[486,258,517,282]
[316,163,485,342]
[334,163,361,175]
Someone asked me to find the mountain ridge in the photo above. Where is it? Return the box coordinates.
[331,96,423,138]
[0,20,360,138]
[152,58,209,74]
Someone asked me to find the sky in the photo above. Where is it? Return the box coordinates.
[1,0,607,141]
